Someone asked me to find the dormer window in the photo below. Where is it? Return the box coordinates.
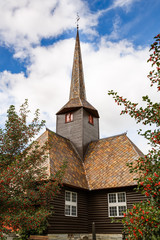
[65,113,73,123]
[88,114,94,125]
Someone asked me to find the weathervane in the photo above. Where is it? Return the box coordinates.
[76,13,80,29]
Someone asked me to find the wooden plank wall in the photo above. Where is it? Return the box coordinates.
[56,109,83,158]
[88,186,146,234]
[48,186,145,234]
[83,109,99,156]
[56,108,100,158]
[48,186,88,234]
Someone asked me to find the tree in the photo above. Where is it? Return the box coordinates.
[0,100,65,240]
[108,34,160,239]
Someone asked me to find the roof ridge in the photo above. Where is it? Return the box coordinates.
[89,132,127,143]
[127,137,144,157]
[69,141,82,161]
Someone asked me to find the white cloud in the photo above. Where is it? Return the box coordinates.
[0,0,99,58]
[105,15,122,40]
[97,0,141,21]
[0,0,158,155]
[0,0,142,59]
[113,0,140,11]
[0,34,159,154]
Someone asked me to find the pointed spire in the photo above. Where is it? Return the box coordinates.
[69,28,86,100]
[56,28,99,118]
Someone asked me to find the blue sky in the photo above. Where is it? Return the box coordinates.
[0,0,159,153]
[2,0,160,75]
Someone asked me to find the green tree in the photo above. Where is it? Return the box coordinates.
[0,100,65,240]
[108,34,160,239]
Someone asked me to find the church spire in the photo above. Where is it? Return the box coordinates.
[56,25,100,158]
[69,28,86,100]
[56,28,99,118]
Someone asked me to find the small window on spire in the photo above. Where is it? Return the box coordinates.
[65,113,73,123]
[88,115,94,125]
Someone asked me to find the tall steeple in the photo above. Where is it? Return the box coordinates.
[56,28,99,159]
[69,28,86,100]
[57,27,99,118]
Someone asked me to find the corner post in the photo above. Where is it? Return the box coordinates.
[92,222,96,240]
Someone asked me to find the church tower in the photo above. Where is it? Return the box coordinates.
[56,28,99,159]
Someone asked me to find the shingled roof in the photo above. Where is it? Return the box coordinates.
[56,97,99,118]
[38,130,143,190]
[84,133,143,190]
[38,129,89,189]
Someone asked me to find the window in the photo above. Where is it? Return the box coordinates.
[65,191,77,217]
[108,192,126,217]
[88,114,94,125]
[65,113,73,123]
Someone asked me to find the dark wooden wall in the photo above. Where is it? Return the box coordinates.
[56,108,99,159]
[48,186,145,234]
[48,186,88,234]
[56,108,83,158]
[88,186,146,234]
[83,109,99,155]
[56,109,82,148]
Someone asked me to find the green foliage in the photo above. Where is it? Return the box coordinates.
[108,34,160,239]
[0,100,66,240]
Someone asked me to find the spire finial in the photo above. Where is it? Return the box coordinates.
[76,13,80,29]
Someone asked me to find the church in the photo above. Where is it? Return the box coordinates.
[38,28,145,240]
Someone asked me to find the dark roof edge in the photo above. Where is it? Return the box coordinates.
[56,106,81,115]
[56,106,99,118]
[89,184,138,191]
[63,183,137,192]
[63,183,89,191]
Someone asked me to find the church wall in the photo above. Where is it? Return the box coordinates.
[56,109,83,158]
[82,109,99,156]
[48,185,145,235]
[88,186,146,234]
[48,185,88,234]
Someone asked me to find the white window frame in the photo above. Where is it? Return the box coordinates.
[65,191,77,217]
[108,192,127,217]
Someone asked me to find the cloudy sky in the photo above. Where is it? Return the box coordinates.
[0,0,159,153]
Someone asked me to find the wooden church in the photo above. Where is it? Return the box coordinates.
[38,28,145,240]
